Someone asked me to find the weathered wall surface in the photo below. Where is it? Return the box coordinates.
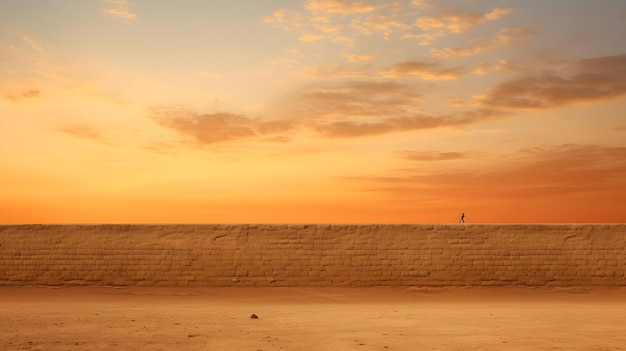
[1,224,625,287]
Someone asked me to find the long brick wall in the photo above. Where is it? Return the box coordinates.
[0,224,625,287]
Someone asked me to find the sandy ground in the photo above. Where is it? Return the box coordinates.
[1,287,625,351]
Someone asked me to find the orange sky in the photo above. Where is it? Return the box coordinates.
[1,0,625,224]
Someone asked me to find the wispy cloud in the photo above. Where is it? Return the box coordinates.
[431,25,533,59]
[151,101,503,144]
[350,144,626,205]
[399,150,469,161]
[379,60,466,80]
[415,7,513,33]
[448,97,466,107]
[306,0,376,15]
[300,64,374,78]
[279,77,508,138]
[351,16,411,39]
[474,54,626,109]
[408,7,513,45]
[298,32,325,42]
[61,125,108,144]
[5,89,40,102]
[343,53,376,62]
[194,70,222,79]
[350,2,413,39]
[264,0,424,47]
[313,109,502,138]
[290,80,424,120]
[103,0,137,22]
[16,32,48,55]
[150,109,297,145]
[263,9,304,31]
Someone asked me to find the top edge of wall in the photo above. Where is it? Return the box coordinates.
[1,223,624,227]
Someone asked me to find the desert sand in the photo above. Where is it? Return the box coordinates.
[1,286,625,350]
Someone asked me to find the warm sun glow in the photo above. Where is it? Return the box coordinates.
[1,0,625,224]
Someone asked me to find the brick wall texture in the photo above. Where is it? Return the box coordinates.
[1,224,625,287]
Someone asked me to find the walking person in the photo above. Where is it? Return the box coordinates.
[459,212,465,223]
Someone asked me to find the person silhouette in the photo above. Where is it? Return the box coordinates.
[459,213,465,223]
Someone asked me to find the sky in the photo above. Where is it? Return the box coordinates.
[1,0,625,224]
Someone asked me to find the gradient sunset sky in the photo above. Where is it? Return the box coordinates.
[1,0,625,224]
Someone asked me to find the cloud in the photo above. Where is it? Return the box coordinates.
[311,17,343,34]
[291,80,424,120]
[350,5,413,39]
[285,79,505,138]
[313,109,502,138]
[299,32,325,42]
[264,0,419,47]
[151,105,502,145]
[306,0,376,15]
[60,125,109,144]
[5,89,40,102]
[483,8,513,21]
[103,0,137,22]
[329,35,355,46]
[194,71,222,79]
[351,144,626,204]
[344,53,376,62]
[17,32,48,55]
[261,136,292,143]
[401,32,437,45]
[263,9,304,30]
[471,63,491,76]
[256,119,298,134]
[448,97,465,107]
[60,124,183,154]
[150,109,297,145]
[379,60,466,80]
[300,64,374,78]
[415,7,512,32]
[400,150,468,161]
[431,25,533,59]
[351,17,411,39]
[475,54,626,109]
[410,7,513,44]
[314,120,394,137]
[141,141,180,155]
[151,79,504,143]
